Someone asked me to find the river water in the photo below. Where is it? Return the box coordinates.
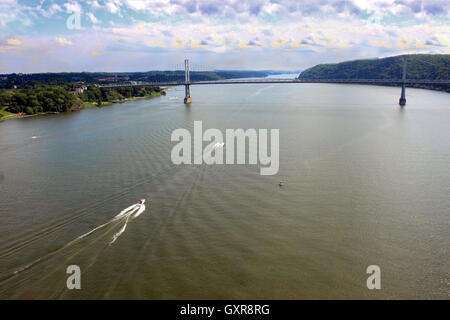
[0,80,449,299]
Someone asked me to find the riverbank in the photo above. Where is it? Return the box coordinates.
[0,91,165,122]
[0,107,20,121]
[0,107,48,122]
[82,91,164,109]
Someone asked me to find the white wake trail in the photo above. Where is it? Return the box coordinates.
[3,202,147,281]
[132,204,146,219]
[65,204,140,246]
[109,204,145,245]
[110,216,130,245]
[202,142,225,162]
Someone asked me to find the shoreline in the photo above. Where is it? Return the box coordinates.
[0,91,165,123]
[82,92,164,108]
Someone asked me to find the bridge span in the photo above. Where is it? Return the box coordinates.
[99,58,450,106]
[100,78,450,87]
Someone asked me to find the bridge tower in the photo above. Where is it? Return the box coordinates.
[399,56,407,106]
[184,59,192,104]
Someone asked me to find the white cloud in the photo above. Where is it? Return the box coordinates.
[48,3,63,16]
[55,37,73,46]
[0,0,33,27]
[124,0,156,11]
[105,1,120,14]
[86,12,99,24]
[0,0,449,72]
[110,0,450,20]
[64,1,82,13]
[87,0,102,9]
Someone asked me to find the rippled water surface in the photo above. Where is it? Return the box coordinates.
[0,81,449,299]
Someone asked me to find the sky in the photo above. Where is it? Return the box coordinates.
[0,0,449,73]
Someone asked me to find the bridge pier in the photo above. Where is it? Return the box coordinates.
[184,84,192,104]
[399,56,407,106]
[184,59,192,104]
[399,83,406,106]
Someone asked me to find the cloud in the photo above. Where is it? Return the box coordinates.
[107,0,450,20]
[372,40,392,48]
[105,1,120,14]
[423,0,450,15]
[87,0,102,9]
[49,3,63,13]
[86,12,99,24]
[237,39,266,49]
[55,37,73,46]
[0,37,21,53]
[397,39,410,49]
[147,40,167,48]
[42,3,63,17]
[64,1,82,13]
[0,0,33,28]
[172,39,185,49]
[6,38,21,46]
[425,36,448,47]
[0,0,449,72]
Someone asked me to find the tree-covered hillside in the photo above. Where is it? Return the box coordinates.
[299,54,450,92]
[0,85,163,116]
[0,70,273,89]
[0,86,78,114]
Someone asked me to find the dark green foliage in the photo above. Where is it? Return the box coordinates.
[79,85,160,103]
[299,54,450,92]
[0,72,101,89]
[0,85,163,115]
[0,86,77,114]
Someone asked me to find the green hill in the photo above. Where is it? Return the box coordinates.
[0,70,272,89]
[299,54,450,92]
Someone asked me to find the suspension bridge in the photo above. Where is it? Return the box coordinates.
[99,57,450,106]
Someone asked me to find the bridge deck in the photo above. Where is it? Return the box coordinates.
[99,78,450,88]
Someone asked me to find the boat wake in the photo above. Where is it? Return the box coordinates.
[202,142,225,161]
[109,202,145,245]
[64,200,146,247]
[0,200,146,283]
